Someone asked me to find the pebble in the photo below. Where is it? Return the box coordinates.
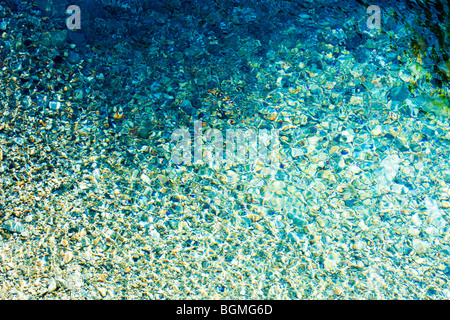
[412,239,429,255]
[180,99,197,116]
[67,50,82,64]
[63,251,73,264]
[341,130,354,143]
[324,259,337,270]
[348,165,361,174]
[268,180,286,196]
[357,220,369,232]
[371,125,382,136]
[131,169,139,180]
[291,148,303,158]
[389,85,410,101]
[78,182,89,190]
[333,287,343,296]
[156,174,169,185]
[184,45,204,57]
[1,220,25,233]
[440,201,450,208]
[411,213,422,227]
[47,278,57,293]
[408,228,420,237]
[93,168,102,180]
[141,174,151,184]
[49,101,61,110]
[171,51,184,61]
[14,137,25,146]
[97,287,107,298]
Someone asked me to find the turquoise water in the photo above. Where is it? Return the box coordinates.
[0,0,449,299]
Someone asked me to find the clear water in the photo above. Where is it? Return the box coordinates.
[0,0,449,299]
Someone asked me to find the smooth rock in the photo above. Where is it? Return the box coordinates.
[1,220,25,233]
[67,50,81,64]
[171,51,184,60]
[63,251,73,264]
[0,21,7,31]
[412,239,428,255]
[440,201,450,208]
[184,45,204,57]
[358,220,369,231]
[47,278,57,293]
[388,85,409,101]
[411,213,422,227]
[180,99,197,116]
[141,174,151,184]
[371,125,382,136]
[97,286,107,298]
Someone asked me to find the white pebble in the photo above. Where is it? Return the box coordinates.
[78,182,89,190]
[412,239,428,255]
[349,165,361,174]
[411,213,422,227]
[408,228,420,237]
[141,174,151,184]
[47,278,57,293]
[97,286,107,298]
[371,125,382,136]
[358,220,369,232]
